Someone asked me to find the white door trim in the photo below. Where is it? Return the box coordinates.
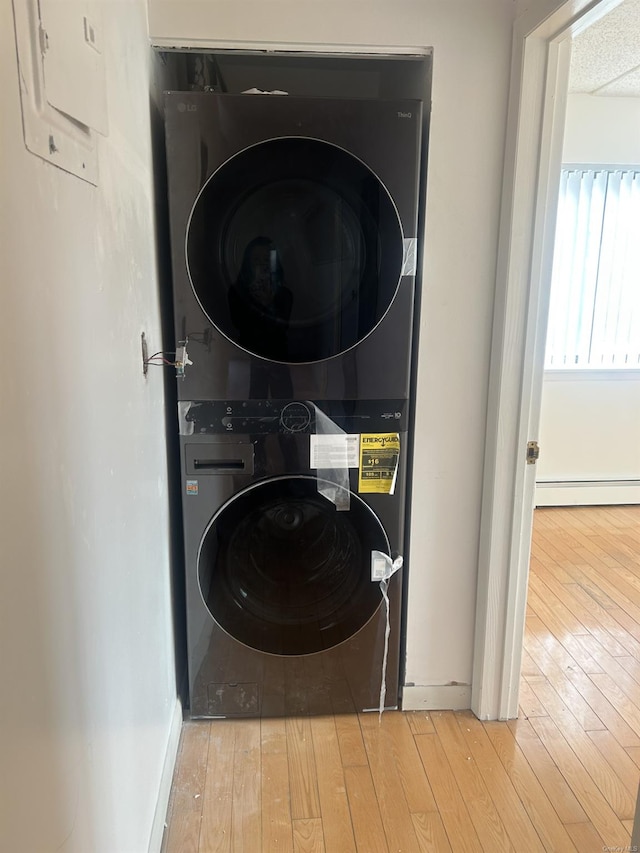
[472,0,624,721]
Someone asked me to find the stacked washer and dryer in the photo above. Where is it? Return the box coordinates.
[163,91,423,718]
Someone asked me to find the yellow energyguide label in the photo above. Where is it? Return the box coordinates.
[358,433,400,494]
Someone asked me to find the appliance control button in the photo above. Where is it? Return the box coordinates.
[279,402,312,432]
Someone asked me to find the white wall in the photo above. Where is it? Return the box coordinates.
[148,0,515,703]
[563,93,640,163]
[537,93,640,506]
[540,373,640,480]
[0,1,177,850]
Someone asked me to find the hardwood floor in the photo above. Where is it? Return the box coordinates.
[162,505,640,852]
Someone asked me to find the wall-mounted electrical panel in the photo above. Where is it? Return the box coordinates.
[11,0,108,185]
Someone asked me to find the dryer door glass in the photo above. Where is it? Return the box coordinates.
[187,138,404,363]
[198,476,390,655]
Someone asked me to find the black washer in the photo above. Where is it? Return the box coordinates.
[198,475,389,655]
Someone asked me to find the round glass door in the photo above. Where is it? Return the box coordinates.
[198,476,390,655]
[186,138,404,363]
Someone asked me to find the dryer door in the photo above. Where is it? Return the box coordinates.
[198,475,390,655]
[186,138,404,364]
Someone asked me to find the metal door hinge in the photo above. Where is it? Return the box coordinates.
[526,440,540,465]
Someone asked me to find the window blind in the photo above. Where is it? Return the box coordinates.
[545,167,640,369]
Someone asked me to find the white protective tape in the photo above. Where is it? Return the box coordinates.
[178,401,195,435]
[402,238,418,276]
[371,551,403,717]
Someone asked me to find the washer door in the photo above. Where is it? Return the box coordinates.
[186,138,404,363]
[198,476,390,655]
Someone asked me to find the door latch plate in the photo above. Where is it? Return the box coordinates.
[526,440,540,465]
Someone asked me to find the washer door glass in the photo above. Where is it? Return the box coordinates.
[187,138,404,363]
[198,476,390,655]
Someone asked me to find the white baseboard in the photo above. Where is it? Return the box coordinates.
[401,684,471,711]
[536,480,640,507]
[149,698,183,853]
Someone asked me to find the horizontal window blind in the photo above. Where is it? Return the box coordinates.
[545,167,640,369]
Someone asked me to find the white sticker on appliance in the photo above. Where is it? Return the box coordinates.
[371,554,389,581]
[370,551,403,582]
[310,434,360,469]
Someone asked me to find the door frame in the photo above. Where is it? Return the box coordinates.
[471,0,624,721]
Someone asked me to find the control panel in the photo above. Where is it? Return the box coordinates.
[184,399,408,434]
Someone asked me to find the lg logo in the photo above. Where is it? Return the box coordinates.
[177,103,198,113]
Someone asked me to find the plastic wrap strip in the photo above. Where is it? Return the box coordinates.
[379,578,392,718]
[371,551,403,717]
[311,403,354,511]
[402,237,418,276]
[178,401,195,436]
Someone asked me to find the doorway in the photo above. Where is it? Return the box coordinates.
[536,47,640,506]
[473,0,640,721]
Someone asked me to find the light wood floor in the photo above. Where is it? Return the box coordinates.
[162,505,640,852]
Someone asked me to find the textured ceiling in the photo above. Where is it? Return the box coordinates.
[570,0,640,96]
